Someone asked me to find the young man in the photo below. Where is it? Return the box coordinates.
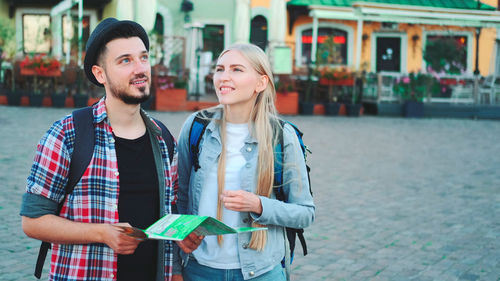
[20,18,201,281]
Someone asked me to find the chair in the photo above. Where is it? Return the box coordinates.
[478,76,500,104]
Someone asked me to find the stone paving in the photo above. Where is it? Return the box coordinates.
[0,105,499,281]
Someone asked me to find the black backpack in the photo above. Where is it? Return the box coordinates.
[34,106,175,279]
[188,111,312,264]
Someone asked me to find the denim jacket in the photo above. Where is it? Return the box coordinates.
[177,110,315,280]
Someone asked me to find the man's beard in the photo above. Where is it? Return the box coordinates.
[108,73,151,105]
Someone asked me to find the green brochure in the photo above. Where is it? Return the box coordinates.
[121,214,267,241]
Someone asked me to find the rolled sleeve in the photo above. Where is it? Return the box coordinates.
[20,192,59,218]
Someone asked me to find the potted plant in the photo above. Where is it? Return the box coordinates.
[154,65,188,111]
[0,17,18,105]
[315,66,357,116]
[275,74,299,115]
[393,72,433,117]
[19,54,61,106]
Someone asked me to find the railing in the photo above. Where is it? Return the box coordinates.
[361,73,500,105]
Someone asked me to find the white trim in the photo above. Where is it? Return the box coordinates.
[371,33,408,74]
[191,18,231,47]
[251,6,269,19]
[157,4,173,37]
[294,22,354,67]
[308,5,500,28]
[422,30,473,75]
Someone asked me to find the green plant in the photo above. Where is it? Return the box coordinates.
[393,72,436,102]
[424,37,466,74]
[275,74,296,93]
[316,35,343,65]
[0,18,17,91]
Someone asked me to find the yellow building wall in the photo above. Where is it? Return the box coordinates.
[102,0,119,20]
[288,15,497,75]
[251,0,270,8]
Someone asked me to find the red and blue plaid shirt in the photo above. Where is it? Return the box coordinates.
[25,98,178,281]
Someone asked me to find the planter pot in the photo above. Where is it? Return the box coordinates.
[6,89,21,106]
[403,101,424,118]
[324,102,341,116]
[155,88,187,111]
[73,95,89,108]
[29,93,44,107]
[299,101,315,115]
[346,103,362,117]
[378,103,403,117]
[319,78,354,86]
[275,91,299,115]
[51,94,67,108]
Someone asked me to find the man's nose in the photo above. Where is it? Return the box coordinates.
[133,59,149,74]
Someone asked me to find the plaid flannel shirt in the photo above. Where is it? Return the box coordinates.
[24,98,178,281]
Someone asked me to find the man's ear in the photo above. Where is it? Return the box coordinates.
[256,75,269,93]
[92,65,106,85]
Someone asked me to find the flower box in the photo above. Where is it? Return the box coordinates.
[319,78,354,86]
[20,68,61,77]
[275,91,299,115]
[155,88,187,111]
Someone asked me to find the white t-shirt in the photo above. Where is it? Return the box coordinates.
[193,122,249,269]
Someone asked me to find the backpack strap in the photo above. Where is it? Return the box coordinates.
[153,118,175,165]
[273,120,310,269]
[34,106,95,279]
[188,111,213,172]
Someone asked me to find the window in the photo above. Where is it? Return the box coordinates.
[301,27,348,65]
[62,15,90,56]
[250,16,268,51]
[203,25,225,60]
[424,35,468,74]
[23,14,51,53]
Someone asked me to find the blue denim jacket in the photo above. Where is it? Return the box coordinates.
[177,110,315,280]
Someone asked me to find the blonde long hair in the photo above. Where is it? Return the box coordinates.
[215,43,280,251]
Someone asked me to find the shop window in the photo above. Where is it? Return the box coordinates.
[424,35,467,74]
[301,27,348,65]
[203,25,225,60]
[23,14,51,53]
[62,15,90,56]
[250,15,268,51]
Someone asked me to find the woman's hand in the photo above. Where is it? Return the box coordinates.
[220,190,262,215]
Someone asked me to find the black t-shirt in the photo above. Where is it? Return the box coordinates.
[114,132,159,281]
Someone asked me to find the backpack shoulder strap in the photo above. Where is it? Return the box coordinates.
[35,106,95,279]
[66,106,95,196]
[273,119,286,202]
[153,118,174,165]
[188,110,213,172]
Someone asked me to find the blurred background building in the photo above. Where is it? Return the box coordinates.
[1,0,500,115]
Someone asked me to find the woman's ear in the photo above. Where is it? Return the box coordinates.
[92,65,106,85]
[256,75,269,93]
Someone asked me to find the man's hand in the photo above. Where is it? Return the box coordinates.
[100,223,142,255]
[220,190,262,214]
[176,232,204,254]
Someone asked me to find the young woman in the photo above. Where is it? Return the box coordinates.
[176,43,315,281]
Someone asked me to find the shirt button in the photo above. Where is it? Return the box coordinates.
[245,163,251,168]
[242,243,248,249]
[113,204,118,210]
[249,271,255,277]
[246,146,252,152]
[110,273,114,278]
[110,138,115,143]
[114,171,119,176]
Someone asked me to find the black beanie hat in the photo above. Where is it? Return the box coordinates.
[84,18,150,87]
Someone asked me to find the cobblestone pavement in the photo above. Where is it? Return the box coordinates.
[0,105,499,281]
